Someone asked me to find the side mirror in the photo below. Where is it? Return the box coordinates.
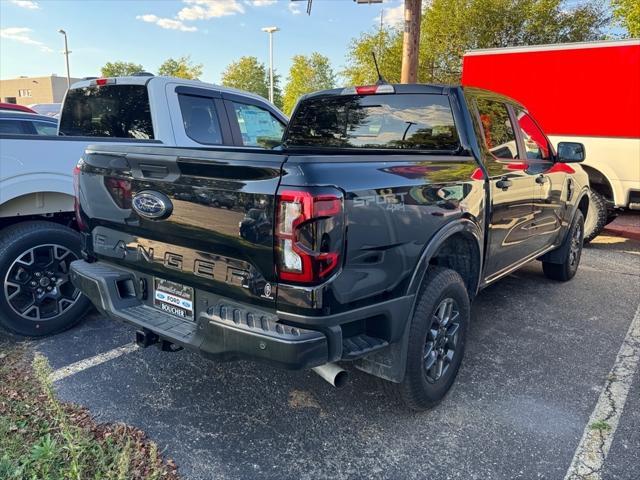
[557,142,585,163]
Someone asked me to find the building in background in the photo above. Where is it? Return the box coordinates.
[0,75,83,105]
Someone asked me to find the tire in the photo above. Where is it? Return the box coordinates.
[0,221,91,337]
[385,266,470,411]
[583,190,607,243]
[542,210,584,282]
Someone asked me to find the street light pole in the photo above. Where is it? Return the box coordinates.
[261,26,279,103]
[58,29,71,89]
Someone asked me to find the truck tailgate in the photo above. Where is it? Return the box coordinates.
[77,145,286,309]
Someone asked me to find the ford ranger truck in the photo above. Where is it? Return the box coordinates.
[69,85,589,410]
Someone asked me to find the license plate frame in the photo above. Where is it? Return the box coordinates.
[152,277,194,321]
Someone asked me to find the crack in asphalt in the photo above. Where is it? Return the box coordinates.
[564,303,640,480]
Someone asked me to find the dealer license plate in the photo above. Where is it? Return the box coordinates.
[153,278,194,320]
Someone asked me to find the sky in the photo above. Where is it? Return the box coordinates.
[0,0,405,84]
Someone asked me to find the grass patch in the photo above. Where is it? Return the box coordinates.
[589,420,612,432]
[0,340,179,479]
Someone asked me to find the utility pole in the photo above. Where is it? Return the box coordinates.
[400,0,422,84]
[261,26,279,103]
[58,29,71,89]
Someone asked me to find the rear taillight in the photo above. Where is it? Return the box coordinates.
[275,188,344,284]
[104,177,132,209]
[73,165,88,231]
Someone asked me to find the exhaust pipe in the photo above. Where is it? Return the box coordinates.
[312,363,349,388]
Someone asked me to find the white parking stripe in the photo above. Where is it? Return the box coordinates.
[49,342,140,382]
[564,303,640,480]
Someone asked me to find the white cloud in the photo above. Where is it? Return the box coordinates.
[177,0,245,21]
[10,0,40,10]
[379,2,404,26]
[136,14,198,32]
[288,2,302,15]
[0,27,52,52]
[247,0,277,6]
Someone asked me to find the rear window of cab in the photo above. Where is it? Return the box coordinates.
[59,84,154,139]
[285,93,459,152]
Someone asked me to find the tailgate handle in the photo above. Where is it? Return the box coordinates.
[139,163,169,178]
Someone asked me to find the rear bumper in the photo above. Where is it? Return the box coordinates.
[70,260,329,369]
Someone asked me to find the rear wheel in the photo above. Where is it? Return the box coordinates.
[0,221,90,337]
[386,267,470,411]
[542,210,584,282]
[584,190,607,243]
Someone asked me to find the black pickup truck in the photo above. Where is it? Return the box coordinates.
[69,84,589,410]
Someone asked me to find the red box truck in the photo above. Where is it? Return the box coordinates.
[462,39,640,241]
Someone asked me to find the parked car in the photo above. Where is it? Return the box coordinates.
[69,84,589,410]
[0,75,287,337]
[462,39,640,242]
[0,111,58,135]
[29,103,62,118]
[0,102,37,114]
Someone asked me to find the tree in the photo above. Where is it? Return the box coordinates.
[158,55,203,80]
[344,0,610,85]
[611,0,640,37]
[100,61,145,77]
[220,56,283,108]
[283,53,336,115]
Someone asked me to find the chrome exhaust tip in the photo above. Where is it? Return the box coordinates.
[312,363,348,388]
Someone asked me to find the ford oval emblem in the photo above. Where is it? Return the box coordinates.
[132,191,173,219]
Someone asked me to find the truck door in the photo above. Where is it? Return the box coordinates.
[474,98,537,280]
[513,108,566,252]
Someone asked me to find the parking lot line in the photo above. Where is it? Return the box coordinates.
[564,302,640,480]
[49,342,140,382]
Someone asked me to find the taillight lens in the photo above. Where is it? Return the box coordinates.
[104,177,132,209]
[73,164,88,231]
[276,188,344,284]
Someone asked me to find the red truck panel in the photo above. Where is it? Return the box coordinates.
[461,42,640,138]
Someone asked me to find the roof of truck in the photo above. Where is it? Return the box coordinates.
[464,38,640,56]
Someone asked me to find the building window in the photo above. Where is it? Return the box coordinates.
[18,89,32,98]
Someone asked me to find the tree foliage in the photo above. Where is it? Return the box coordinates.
[220,56,282,108]
[611,0,640,37]
[344,0,610,85]
[158,55,203,80]
[282,53,336,115]
[100,61,145,77]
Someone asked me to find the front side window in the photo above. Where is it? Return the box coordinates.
[285,93,460,151]
[514,109,551,162]
[232,102,284,148]
[178,94,222,145]
[475,98,519,160]
[59,85,154,138]
[33,121,58,136]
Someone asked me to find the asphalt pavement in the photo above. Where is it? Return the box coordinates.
[16,234,640,479]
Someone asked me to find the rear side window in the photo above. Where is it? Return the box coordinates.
[0,119,28,134]
[285,94,459,151]
[178,94,223,145]
[232,102,284,148]
[59,85,154,138]
[475,98,518,160]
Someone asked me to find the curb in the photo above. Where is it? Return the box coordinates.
[603,226,640,242]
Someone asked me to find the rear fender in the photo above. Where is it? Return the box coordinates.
[355,219,483,382]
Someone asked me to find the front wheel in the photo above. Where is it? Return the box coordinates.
[542,210,584,282]
[385,267,470,411]
[0,221,91,337]
[583,190,607,243]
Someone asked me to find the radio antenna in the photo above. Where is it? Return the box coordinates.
[371,51,387,85]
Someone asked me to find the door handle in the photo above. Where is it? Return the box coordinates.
[496,177,513,191]
[535,174,548,185]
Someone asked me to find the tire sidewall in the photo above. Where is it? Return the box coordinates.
[566,210,585,278]
[405,269,470,407]
[0,223,89,336]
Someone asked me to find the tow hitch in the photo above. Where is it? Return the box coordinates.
[135,329,183,352]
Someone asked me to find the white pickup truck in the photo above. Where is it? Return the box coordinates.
[0,75,287,336]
